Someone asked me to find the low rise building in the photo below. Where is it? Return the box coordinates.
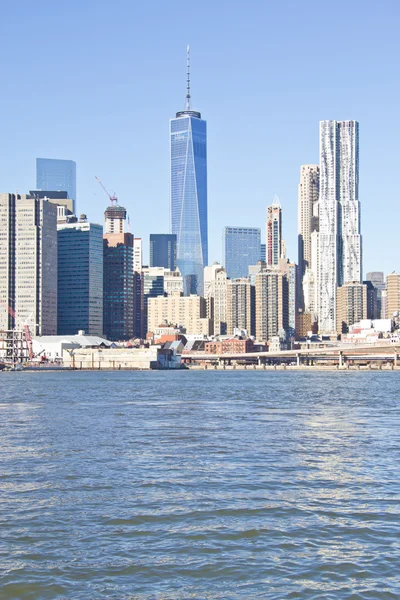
[204,337,255,355]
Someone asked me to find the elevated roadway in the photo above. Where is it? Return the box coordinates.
[183,343,400,368]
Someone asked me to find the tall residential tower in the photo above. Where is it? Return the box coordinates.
[318,120,362,333]
[266,199,283,267]
[170,47,208,295]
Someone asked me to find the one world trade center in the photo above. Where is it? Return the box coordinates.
[170,46,208,295]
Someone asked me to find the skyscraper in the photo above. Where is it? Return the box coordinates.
[298,164,320,307]
[170,47,208,295]
[103,201,134,341]
[0,194,58,335]
[266,199,283,267]
[58,216,103,336]
[150,234,177,270]
[318,120,362,333]
[36,158,76,213]
[223,227,261,280]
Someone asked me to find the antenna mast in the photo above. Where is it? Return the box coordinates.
[185,45,191,110]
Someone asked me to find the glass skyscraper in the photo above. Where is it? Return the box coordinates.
[150,234,177,270]
[170,47,207,296]
[57,218,103,335]
[36,158,76,213]
[223,227,261,280]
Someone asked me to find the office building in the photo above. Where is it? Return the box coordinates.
[363,280,378,321]
[226,278,255,336]
[36,158,76,213]
[170,47,208,295]
[260,243,266,262]
[266,199,283,267]
[223,227,261,280]
[205,264,227,336]
[103,202,134,341]
[255,269,288,342]
[366,271,385,318]
[318,120,362,333]
[386,272,400,319]
[298,164,319,308]
[0,193,57,335]
[150,234,177,270]
[147,293,209,336]
[58,216,103,336]
[336,282,367,334]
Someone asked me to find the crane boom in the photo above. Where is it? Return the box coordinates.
[95,176,118,205]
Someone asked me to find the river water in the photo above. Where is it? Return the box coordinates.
[0,371,399,599]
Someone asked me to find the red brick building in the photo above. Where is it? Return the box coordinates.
[204,338,254,354]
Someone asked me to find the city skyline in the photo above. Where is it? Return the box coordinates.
[0,2,399,275]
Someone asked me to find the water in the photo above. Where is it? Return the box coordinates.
[0,371,399,599]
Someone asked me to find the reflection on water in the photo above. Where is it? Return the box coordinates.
[0,371,399,599]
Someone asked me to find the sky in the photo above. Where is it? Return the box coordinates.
[1,0,399,275]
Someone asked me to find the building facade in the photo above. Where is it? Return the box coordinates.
[170,48,207,295]
[255,269,288,342]
[150,234,177,270]
[266,200,282,267]
[226,278,255,336]
[318,120,362,333]
[386,272,400,320]
[36,158,76,213]
[298,164,319,308]
[366,271,385,318]
[336,282,367,334]
[103,201,134,340]
[0,194,58,335]
[223,227,261,280]
[133,238,142,272]
[58,217,103,336]
[206,265,227,336]
[147,294,208,336]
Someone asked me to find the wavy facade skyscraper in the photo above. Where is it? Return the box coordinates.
[318,120,362,333]
[170,47,208,295]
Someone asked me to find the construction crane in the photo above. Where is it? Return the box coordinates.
[95,176,118,205]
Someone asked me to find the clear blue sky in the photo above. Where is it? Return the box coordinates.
[1,0,399,275]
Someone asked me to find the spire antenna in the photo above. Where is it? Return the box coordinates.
[185,45,191,110]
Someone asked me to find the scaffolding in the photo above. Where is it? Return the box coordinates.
[0,329,29,364]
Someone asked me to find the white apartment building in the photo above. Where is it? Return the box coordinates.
[204,263,227,335]
[318,120,362,333]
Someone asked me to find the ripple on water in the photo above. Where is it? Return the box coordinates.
[0,370,399,599]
